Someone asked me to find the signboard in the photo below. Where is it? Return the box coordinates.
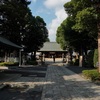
[50,52,55,54]
[96,62,100,67]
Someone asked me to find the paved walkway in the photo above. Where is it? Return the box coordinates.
[1,61,100,100]
[41,64,100,100]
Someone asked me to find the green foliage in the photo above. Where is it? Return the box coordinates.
[56,17,76,50]
[67,0,98,38]
[86,50,94,67]
[82,69,100,80]
[1,0,49,55]
[93,49,98,67]
[56,15,97,54]
[0,0,30,45]
[46,38,50,42]
[63,0,98,53]
[64,2,74,16]
[56,20,68,50]
[27,60,38,65]
[73,59,79,66]
[24,15,48,54]
[0,62,18,66]
[72,7,98,38]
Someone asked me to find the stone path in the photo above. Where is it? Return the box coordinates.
[2,64,100,100]
[2,76,45,100]
[41,65,100,100]
[1,65,46,100]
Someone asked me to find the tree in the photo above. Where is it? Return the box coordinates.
[72,7,98,39]
[56,25,67,50]
[63,0,98,67]
[23,14,48,60]
[0,0,49,60]
[0,0,30,45]
[64,0,98,40]
[46,38,50,42]
[56,16,97,55]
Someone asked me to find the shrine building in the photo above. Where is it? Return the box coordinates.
[38,42,67,58]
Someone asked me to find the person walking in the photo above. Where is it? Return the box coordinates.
[53,55,55,62]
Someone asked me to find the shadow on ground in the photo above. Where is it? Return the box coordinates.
[66,65,95,74]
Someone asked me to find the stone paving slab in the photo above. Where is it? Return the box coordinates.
[0,74,21,90]
[4,76,45,89]
[0,74,21,85]
[0,76,44,100]
[1,64,100,100]
[4,69,46,73]
[41,65,100,100]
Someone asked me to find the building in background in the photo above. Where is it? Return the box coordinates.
[38,42,67,58]
[0,36,22,62]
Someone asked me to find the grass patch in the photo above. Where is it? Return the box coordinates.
[82,69,100,81]
[0,62,18,66]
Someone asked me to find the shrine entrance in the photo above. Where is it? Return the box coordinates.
[38,42,68,63]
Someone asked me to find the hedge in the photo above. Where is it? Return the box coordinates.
[86,50,94,67]
[73,59,79,66]
[27,60,38,65]
[0,62,18,66]
[82,69,100,80]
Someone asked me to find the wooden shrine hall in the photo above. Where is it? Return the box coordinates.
[38,42,67,58]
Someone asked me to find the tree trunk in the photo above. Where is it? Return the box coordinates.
[69,48,73,61]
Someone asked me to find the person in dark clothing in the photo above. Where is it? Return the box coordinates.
[53,55,55,62]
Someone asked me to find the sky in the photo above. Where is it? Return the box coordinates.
[28,0,71,42]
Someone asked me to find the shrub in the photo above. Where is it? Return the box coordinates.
[73,59,79,66]
[27,60,38,65]
[82,69,100,80]
[85,50,94,68]
[0,62,18,66]
[93,49,98,67]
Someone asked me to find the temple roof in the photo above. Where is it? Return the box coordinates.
[0,37,22,49]
[39,42,67,52]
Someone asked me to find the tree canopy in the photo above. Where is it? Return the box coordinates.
[23,15,48,53]
[56,16,97,55]
[0,0,30,45]
[64,0,98,39]
[0,0,49,60]
[56,0,98,54]
[56,0,98,55]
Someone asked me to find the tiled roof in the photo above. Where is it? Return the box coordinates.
[39,42,67,51]
[0,37,22,49]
